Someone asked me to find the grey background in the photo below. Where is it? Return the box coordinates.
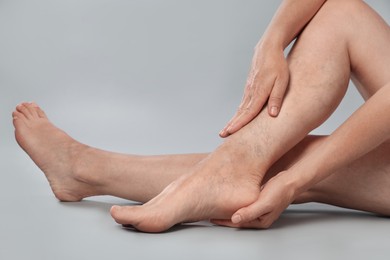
[1,0,389,259]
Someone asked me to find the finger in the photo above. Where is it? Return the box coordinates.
[268,73,289,117]
[219,110,241,137]
[226,81,271,135]
[225,107,257,135]
[219,61,263,137]
[220,86,254,137]
[211,215,272,229]
[210,219,242,228]
[231,197,271,224]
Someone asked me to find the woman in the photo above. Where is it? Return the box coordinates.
[13,0,390,232]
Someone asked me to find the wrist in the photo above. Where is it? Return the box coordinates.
[278,168,314,198]
[256,33,285,52]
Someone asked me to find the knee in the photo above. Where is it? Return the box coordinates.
[317,0,367,27]
[324,0,364,13]
[297,0,366,48]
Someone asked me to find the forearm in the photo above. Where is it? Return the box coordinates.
[259,0,326,50]
[289,84,390,194]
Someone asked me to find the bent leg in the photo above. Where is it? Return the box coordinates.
[109,2,355,232]
[14,0,389,232]
[85,0,390,211]
[283,0,390,215]
[264,0,390,218]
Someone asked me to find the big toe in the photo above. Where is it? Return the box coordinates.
[110,205,174,233]
[16,102,46,119]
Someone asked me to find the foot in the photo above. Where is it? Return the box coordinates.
[13,102,98,201]
[110,149,263,232]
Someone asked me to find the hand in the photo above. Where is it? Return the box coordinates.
[220,43,289,137]
[211,171,296,229]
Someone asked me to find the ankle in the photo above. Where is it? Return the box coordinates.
[70,144,103,188]
[218,139,271,172]
[212,143,268,182]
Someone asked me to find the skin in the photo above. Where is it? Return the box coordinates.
[215,84,390,228]
[13,105,390,215]
[216,0,390,228]
[220,0,327,136]
[12,0,390,232]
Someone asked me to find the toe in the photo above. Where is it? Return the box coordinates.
[24,102,41,118]
[12,110,26,121]
[29,102,47,118]
[35,105,47,118]
[12,111,27,128]
[16,103,33,119]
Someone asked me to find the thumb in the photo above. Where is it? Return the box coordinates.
[231,198,270,224]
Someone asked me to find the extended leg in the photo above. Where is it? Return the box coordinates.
[13,0,389,231]
[14,106,390,221]
[12,104,206,202]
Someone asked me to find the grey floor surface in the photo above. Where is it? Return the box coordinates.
[1,0,390,259]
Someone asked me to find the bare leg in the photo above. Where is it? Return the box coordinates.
[12,104,205,202]
[13,0,390,231]
[14,20,351,231]
[108,0,390,232]
[293,0,390,215]
[13,105,390,216]
[13,104,390,215]
[107,3,359,233]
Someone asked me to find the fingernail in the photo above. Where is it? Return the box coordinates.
[111,205,121,212]
[270,106,278,116]
[226,125,233,134]
[232,214,242,224]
